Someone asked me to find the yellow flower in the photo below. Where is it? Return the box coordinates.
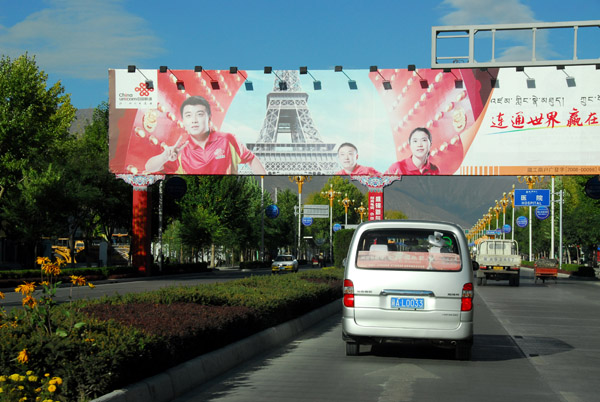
[40,281,50,287]
[15,282,36,295]
[28,375,37,382]
[0,375,5,382]
[17,349,29,364]
[44,374,50,378]
[0,291,5,299]
[36,256,50,266]
[25,371,32,376]
[70,275,86,286]
[47,384,56,393]
[51,377,62,385]
[88,282,96,289]
[22,295,38,309]
[9,374,19,381]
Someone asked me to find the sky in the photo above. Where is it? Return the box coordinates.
[1,0,599,109]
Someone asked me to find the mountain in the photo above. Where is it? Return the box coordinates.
[260,175,521,229]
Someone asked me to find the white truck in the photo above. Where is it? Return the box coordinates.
[475,239,521,286]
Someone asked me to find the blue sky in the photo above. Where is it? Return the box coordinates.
[1,0,599,109]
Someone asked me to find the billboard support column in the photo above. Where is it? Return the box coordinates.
[118,175,164,274]
[351,176,399,221]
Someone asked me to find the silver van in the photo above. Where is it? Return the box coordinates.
[342,220,478,360]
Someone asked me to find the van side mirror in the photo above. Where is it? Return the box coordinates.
[472,261,479,271]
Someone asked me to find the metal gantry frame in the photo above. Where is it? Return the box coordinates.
[432,20,600,68]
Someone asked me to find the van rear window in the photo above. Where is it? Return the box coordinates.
[355,229,462,271]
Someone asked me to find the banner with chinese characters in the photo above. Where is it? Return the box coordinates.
[368,192,383,221]
[109,66,600,176]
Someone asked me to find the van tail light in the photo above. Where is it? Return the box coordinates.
[343,279,355,308]
[461,283,474,311]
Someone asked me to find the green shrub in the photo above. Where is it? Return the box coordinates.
[571,266,597,277]
[1,268,344,401]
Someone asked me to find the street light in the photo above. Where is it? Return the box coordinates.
[493,200,501,231]
[338,193,355,226]
[321,184,341,261]
[508,185,515,241]
[499,192,509,240]
[517,175,545,261]
[290,175,312,258]
[355,202,367,223]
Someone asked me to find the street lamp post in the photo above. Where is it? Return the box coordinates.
[338,193,354,227]
[517,175,545,261]
[500,192,509,240]
[493,201,501,231]
[355,202,367,223]
[321,184,341,261]
[290,176,312,259]
[508,185,515,242]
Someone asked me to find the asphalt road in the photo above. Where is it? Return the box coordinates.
[170,268,600,402]
[4,267,599,402]
[0,267,273,309]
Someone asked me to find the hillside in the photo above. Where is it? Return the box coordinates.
[260,175,521,229]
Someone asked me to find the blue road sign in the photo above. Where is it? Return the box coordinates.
[302,217,313,226]
[514,189,550,207]
[516,216,528,228]
[333,223,342,232]
[503,224,512,234]
[535,206,550,220]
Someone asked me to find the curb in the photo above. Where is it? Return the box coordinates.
[91,299,342,402]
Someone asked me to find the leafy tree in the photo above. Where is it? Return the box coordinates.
[175,176,264,265]
[263,188,297,257]
[304,176,367,257]
[0,54,75,202]
[0,54,75,266]
[384,210,408,220]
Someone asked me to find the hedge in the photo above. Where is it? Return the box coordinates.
[0,268,343,401]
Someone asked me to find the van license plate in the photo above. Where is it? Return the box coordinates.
[391,297,424,309]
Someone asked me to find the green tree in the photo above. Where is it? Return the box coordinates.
[263,188,297,257]
[0,54,76,266]
[384,210,408,220]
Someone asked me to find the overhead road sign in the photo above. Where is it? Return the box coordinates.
[514,189,550,207]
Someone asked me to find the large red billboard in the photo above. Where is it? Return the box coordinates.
[109,66,600,176]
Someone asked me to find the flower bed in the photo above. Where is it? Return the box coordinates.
[0,267,342,401]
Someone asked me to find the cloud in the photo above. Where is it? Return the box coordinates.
[438,0,558,61]
[0,0,164,80]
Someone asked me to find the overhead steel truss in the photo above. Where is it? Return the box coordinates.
[432,20,600,68]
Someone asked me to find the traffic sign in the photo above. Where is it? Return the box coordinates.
[303,205,329,218]
[302,217,313,226]
[514,189,550,206]
[516,216,528,228]
[265,205,280,219]
[503,224,512,233]
[333,223,342,232]
[535,206,550,220]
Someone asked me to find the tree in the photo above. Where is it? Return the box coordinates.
[384,210,408,220]
[0,54,75,266]
[0,54,75,202]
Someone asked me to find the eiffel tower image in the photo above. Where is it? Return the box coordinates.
[243,70,338,175]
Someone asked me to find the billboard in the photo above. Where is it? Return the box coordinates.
[109,66,600,176]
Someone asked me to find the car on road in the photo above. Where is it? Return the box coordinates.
[271,255,299,273]
[342,220,478,360]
